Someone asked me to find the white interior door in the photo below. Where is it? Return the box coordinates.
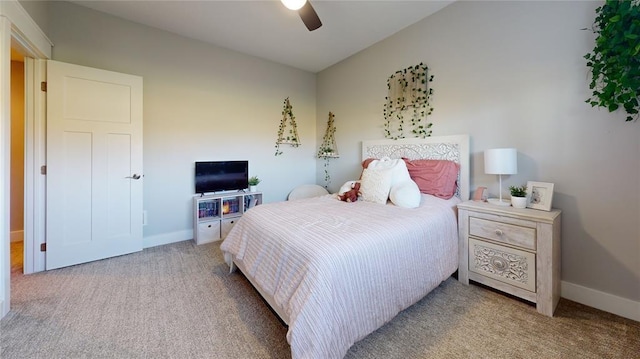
[46,60,143,270]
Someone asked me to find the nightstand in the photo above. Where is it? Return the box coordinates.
[457,201,561,316]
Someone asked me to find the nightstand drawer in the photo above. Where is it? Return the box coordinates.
[469,238,536,292]
[469,217,536,251]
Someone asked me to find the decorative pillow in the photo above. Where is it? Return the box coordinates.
[362,157,411,187]
[361,158,376,170]
[402,158,460,199]
[359,167,393,204]
[389,179,421,208]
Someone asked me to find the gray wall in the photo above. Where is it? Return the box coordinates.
[316,1,640,304]
[18,0,49,35]
[45,1,318,244]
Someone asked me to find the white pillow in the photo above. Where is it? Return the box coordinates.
[389,179,421,208]
[366,157,411,187]
[359,167,393,204]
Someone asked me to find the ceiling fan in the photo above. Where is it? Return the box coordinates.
[281,0,322,31]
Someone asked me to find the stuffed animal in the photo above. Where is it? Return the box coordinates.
[338,182,361,202]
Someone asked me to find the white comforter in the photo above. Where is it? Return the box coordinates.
[220,194,460,359]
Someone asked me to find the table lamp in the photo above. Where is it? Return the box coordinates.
[484,148,517,206]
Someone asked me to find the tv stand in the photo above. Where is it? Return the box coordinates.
[193,191,263,244]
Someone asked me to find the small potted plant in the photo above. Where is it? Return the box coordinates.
[248,176,260,192]
[509,184,528,209]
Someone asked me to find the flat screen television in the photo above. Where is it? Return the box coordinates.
[195,161,249,194]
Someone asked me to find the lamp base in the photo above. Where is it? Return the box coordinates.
[487,198,511,206]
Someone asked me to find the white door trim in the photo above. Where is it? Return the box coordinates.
[0,15,11,319]
[23,58,46,274]
[0,0,51,318]
[0,0,52,59]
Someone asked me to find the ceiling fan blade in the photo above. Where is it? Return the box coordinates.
[299,1,322,31]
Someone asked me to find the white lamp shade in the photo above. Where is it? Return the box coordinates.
[281,0,307,10]
[484,148,517,175]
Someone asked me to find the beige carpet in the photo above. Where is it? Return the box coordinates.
[10,240,23,275]
[1,240,638,358]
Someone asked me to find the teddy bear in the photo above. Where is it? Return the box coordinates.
[338,181,361,202]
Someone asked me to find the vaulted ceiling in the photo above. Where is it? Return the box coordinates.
[70,0,454,73]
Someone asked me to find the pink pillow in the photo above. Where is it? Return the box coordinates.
[402,158,459,199]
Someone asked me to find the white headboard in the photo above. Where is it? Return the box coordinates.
[362,135,470,201]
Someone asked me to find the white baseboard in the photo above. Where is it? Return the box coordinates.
[143,229,193,249]
[10,230,23,242]
[562,281,639,322]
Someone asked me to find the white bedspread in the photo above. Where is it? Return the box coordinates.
[220,194,460,359]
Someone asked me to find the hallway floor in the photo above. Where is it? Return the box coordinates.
[10,241,23,274]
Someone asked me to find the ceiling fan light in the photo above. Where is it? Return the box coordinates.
[281,0,307,11]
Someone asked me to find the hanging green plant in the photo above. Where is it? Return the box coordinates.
[383,62,434,139]
[322,158,331,188]
[317,112,339,158]
[317,112,339,187]
[584,0,640,122]
[275,97,301,156]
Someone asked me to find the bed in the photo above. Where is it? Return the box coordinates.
[220,135,469,359]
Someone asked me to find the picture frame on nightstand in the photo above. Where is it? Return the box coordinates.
[472,186,488,202]
[527,181,554,211]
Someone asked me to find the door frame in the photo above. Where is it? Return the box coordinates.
[0,0,52,318]
[23,57,46,274]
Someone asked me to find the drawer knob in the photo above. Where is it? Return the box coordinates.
[495,229,503,236]
[490,256,508,271]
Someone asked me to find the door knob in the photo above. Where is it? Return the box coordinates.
[125,174,141,180]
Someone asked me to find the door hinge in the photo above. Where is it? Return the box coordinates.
[41,81,47,92]
[40,165,46,175]
[40,243,46,252]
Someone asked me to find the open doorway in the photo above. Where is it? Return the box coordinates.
[10,47,25,275]
[1,2,52,318]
